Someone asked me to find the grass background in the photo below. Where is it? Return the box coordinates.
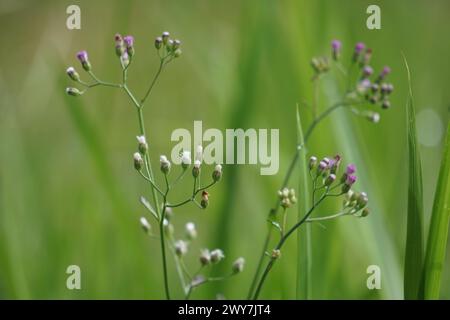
[0,0,449,299]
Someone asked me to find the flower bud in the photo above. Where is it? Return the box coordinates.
[199,249,211,266]
[361,48,372,66]
[162,31,170,45]
[331,40,341,61]
[317,160,327,175]
[166,39,174,52]
[381,99,391,109]
[136,135,148,155]
[346,163,356,175]
[281,197,291,209]
[362,66,373,78]
[175,240,188,257]
[357,192,368,207]
[124,35,135,57]
[309,156,317,170]
[114,33,125,57]
[155,37,163,49]
[66,67,80,81]
[160,155,171,174]
[346,174,357,186]
[361,207,370,217]
[212,164,222,182]
[377,66,391,82]
[367,111,380,123]
[271,249,281,259]
[140,217,151,234]
[133,152,144,170]
[121,52,130,68]
[325,173,336,186]
[330,155,341,174]
[173,39,181,49]
[232,257,245,274]
[66,87,82,96]
[210,249,225,264]
[76,50,91,71]
[192,160,201,178]
[181,151,191,169]
[163,218,174,235]
[353,42,365,62]
[185,222,197,240]
[174,48,182,58]
[200,191,209,209]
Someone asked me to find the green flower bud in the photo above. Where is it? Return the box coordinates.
[160,155,171,174]
[66,87,82,96]
[66,67,80,81]
[199,249,211,266]
[212,164,222,182]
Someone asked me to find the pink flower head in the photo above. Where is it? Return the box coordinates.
[346,164,356,175]
[124,35,134,48]
[346,174,357,186]
[76,50,88,63]
[354,42,365,54]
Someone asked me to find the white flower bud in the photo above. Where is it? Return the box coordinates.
[232,257,245,274]
[181,151,191,169]
[192,160,201,178]
[175,240,188,257]
[160,155,171,174]
[210,249,225,264]
[195,145,203,163]
[140,217,151,233]
[66,67,80,81]
[212,164,222,182]
[133,152,144,170]
[185,222,197,240]
[136,135,148,155]
[199,249,211,266]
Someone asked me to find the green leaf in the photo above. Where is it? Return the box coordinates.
[403,56,425,300]
[423,122,450,299]
[296,105,312,299]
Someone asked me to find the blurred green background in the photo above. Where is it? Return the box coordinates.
[0,0,449,299]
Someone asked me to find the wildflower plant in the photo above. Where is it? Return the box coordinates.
[66,33,392,300]
[65,31,243,299]
[248,40,393,299]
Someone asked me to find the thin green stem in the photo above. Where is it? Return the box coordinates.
[141,59,165,106]
[252,191,328,300]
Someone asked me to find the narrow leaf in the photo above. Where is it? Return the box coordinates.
[403,56,424,300]
[423,122,450,299]
[296,105,312,299]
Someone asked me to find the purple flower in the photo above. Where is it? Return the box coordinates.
[354,42,365,54]
[76,50,88,63]
[346,164,356,175]
[346,174,357,186]
[381,66,391,76]
[124,35,134,48]
[363,66,373,77]
[332,40,341,50]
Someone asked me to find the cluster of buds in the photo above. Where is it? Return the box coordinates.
[362,65,394,110]
[114,33,134,67]
[155,31,182,58]
[343,190,370,217]
[278,188,297,209]
[309,154,370,217]
[65,51,92,96]
[132,135,148,171]
[311,56,330,75]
